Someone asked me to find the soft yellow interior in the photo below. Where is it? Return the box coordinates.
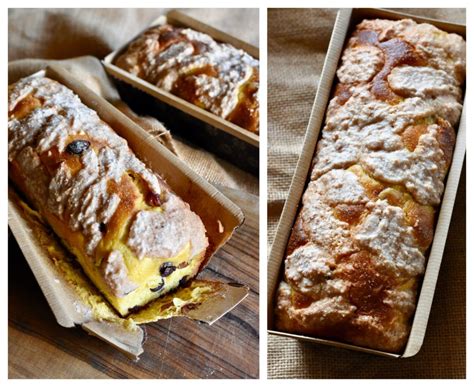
[67,238,203,316]
[13,192,219,327]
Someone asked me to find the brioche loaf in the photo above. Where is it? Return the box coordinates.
[8,74,209,317]
[114,24,259,134]
[275,18,465,352]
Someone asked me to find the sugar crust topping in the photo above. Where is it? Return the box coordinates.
[8,75,207,266]
[276,18,465,350]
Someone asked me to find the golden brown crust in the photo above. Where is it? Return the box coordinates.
[333,203,367,225]
[436,117,456,166]
[285,213,309,257]
[371,38,426,103]
[402,124,429,152]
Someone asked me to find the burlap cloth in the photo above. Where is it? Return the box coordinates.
[268,8,465,378]
[8,8,259,195]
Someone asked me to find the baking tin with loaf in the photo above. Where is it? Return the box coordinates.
[103,10,259,175]
[267,8,466,358]
[8,65,249,359]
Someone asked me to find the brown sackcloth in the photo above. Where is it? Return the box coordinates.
[267,8,465,378]
[8,8,259,195]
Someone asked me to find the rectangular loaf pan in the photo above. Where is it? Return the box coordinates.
[103,10,259,175]
[8,64,248,359]
[267,8,466,359]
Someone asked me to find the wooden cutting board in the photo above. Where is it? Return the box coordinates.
[8,186,259,379]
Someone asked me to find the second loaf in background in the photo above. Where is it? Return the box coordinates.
[114,24,260,134]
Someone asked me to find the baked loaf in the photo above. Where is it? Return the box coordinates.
[114,24,259,134]
[8,74,209,317]
[275,18,465,352]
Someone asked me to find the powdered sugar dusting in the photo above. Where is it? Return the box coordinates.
[127,194,208,259]
[300,169,368,257]
[8,75,166,254]
[337,45,384,83]
[354,200,426,276]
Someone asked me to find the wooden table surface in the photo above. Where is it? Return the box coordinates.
[8,186,259,379]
